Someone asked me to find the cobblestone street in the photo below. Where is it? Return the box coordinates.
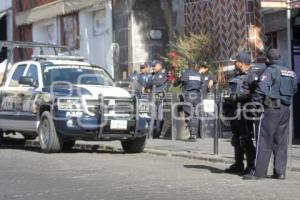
[0,144,300,200]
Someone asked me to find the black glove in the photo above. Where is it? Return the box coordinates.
[224,94,237,103]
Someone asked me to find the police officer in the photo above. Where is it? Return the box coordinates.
[146,60,168,138]
[174,60,203,142]
[243,49,298,180]
[224,52,258,175]
[138,62,152,95]
[128,63,151,97]
[199,62,214,99]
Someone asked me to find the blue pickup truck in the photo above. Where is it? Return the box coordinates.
[0,55,150,153]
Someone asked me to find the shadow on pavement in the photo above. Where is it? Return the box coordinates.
[0,138,124,154]
[184,165,225,174]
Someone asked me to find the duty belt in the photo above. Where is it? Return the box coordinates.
[263,98,281,109]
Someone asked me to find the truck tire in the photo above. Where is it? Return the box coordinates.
[121,136,146,153]
[38,111,62,153]
[0,130,3,145]
[62,140,76,151]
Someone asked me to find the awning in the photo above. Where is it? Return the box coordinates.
[261,0,300,8]
[0,10,7,20]
[16,0,106,26]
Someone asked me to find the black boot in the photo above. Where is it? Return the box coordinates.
[186,135,197,142]
[225,163,244,174]
[243,142,256,175]
[225,146,244,174]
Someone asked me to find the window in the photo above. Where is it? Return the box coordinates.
[60,14,79,50]
[26,64,39,85]
[266,32,277,49]
[9,64,27,87]
[93,10,106,35]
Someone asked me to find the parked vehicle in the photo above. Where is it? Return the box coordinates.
[0,41,150,153]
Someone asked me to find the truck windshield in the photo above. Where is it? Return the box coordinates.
[43,65,114,86]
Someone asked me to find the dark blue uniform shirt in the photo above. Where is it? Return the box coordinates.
[254,59,298,105]
[147,69,168,94]
[138,73,152,88]
[174,68,203,94]
[228,68,259,103]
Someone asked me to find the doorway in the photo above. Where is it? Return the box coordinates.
[293,26,300,141]
[0,14,7,62]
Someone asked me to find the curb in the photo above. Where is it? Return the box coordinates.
[24,140,234,164]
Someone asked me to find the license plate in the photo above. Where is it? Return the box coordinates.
[110,120,128,130]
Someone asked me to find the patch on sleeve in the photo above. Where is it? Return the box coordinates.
[281,70,295,78]
[260,75,268,81]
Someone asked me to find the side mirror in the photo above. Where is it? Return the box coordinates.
[19,76,38,87]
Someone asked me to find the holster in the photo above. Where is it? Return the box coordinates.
[263,98,281,109]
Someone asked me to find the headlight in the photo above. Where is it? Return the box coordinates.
[57,98,83,111]
[138,101,150,113]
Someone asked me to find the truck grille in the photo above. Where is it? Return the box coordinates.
[85,98,134,116]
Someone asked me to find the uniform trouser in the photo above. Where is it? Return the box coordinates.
[152,98,164,138]
[230,117,256,169]
[254,105,290,177]
[183,93,201,137]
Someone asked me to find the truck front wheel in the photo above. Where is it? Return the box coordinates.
[121,136,146,153]
[38,111,62,153]
[0,130,3,145]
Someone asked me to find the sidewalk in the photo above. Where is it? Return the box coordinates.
[75,138,300,172]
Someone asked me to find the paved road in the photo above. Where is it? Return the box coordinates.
[0,144,300,200]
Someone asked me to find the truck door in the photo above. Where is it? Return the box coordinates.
[0,63,27,130]
[17,63,41,132]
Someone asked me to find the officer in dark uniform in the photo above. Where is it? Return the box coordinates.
[138,62,152,96]
[224,52,258,175]
[128,63,151,98]
[243,49,298,180]
[174,60,203,142]
[146,60,168,138]
[199,62,214,99]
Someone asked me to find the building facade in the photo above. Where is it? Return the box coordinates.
[184,0,264,63]
[13,0,114,76]
[0,0,13,63]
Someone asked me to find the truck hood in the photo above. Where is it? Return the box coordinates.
[77,85,131,98]
[43,85,131,98]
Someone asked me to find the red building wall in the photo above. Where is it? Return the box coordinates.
[184,0,264,63]
[12,0,58,61]
[15,0,58,12]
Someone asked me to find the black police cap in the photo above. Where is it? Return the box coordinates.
[231,52,251,65]
[151,60,163,67]
[267,48,281,60]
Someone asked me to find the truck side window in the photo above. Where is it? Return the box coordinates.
[9,64,27,87]
[26,64,39,85]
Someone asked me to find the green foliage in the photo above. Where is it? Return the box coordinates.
[172,33,213,64]
[161,32,214,79]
